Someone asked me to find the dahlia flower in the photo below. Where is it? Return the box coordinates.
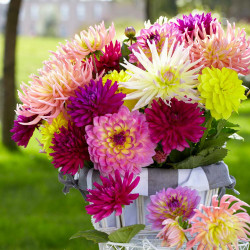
[157,218,186,249]
[188,21,250,75]
[68,78,125,127]
[186,195,250,249]
[145,98,205,155]
[147,186,200,229]
[59,22,115,60]
[144,16,168,29]
[86,170,140,223]
[176,12,216,39]
[129,22,183,67]
[94,40,122,75]
[102,70,137,110]
[153,149,168,164]
[50,122,89,175]
[11,114,40,148]
[198,67,247,120]
[17,58,93,125]
[85,106,156,176]
[40,113,68,159]
[121,39,202,110]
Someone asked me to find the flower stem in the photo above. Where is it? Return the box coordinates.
[198,114,213,152]
[184,234,194,250]
[91,53,98,77]
[119,215,124,228]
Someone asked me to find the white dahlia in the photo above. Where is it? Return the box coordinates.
[120,39,202,110]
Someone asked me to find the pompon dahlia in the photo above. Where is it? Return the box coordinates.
[85,106,156,176]
[176,12,216,39]
[40,113,68,159]
[68,78,125,127]
[186,195,250,249]
[59,22,115,60]
[102,70,137,110]
[86,170,140,223]
[145,98,205,155]
[94,40,122,75]
[198,67,247,120]
[11,114,40,148]
[50,122,89,175]
[121,39,202,110]
[129,22,183,67]
[17,58,93,125]
[157,218,186,249]
[188,21,250,75]
[147,186,200,230]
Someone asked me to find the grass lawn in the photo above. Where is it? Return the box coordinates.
[0,30,250,249]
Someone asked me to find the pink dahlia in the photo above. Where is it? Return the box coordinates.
[157,218,186,249]
[11,114,40,148]
[68,78,125,127]
[86,170,140,223]
[188,21,250,75]
[59,22,115,60]
[147,186,200,229]
[129,22,183,67]
[50,122,90,175]
[186,195,250,249]
[85,106,156,176]
[94,40,122,75]
[145,98,205,155]
[17,58,93,125]
[153,149,168,164]
[176,12,216,39]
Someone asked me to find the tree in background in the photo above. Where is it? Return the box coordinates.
[2,0,22,150]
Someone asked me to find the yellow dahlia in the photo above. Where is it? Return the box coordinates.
[40,113,68,159]
[120,39,202,110]
[198,67,246,120]
[102,70,137,110]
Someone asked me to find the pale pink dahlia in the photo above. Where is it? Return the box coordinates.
[147,186,200,229]
[85,106,156,176]
[188,21,250,75]
[129,22,183,67]
[145,98,205,155]
[157,218,186,249]
[17,58,93,125]
[59,22,115,60]
[86,170,140,223]
[50,122,90,175]
[186,195,250,249]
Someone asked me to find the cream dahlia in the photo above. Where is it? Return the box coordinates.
[121,39,202,110]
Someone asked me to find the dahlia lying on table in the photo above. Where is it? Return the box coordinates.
[11,12,250,249]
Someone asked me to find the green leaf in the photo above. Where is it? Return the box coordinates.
[108,224,145,243]
[120,42,131,64]
[224,121,240,128]
[70,230,109,243]
[172,147,228,169]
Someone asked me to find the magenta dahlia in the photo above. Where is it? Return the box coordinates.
[94,40,122,75]
[85,106,156,176]
[86,170,140,223]
[50,122,89,175]
[11,114,40,148]
[68,78,125,127]
[176,12,216,39]
[147,186,200,229]
[145,98,205,155]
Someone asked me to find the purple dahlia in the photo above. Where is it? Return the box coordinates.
[147,186,201,229]
[176,12,216,39]
[11,114,40,148]
[68,78,125,127]
[50,122,89,175]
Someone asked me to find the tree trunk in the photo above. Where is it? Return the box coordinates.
[2,0,22,150]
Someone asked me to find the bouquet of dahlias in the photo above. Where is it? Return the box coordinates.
[11,12,250,249]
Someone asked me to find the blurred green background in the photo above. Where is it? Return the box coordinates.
[0,0,249,249]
